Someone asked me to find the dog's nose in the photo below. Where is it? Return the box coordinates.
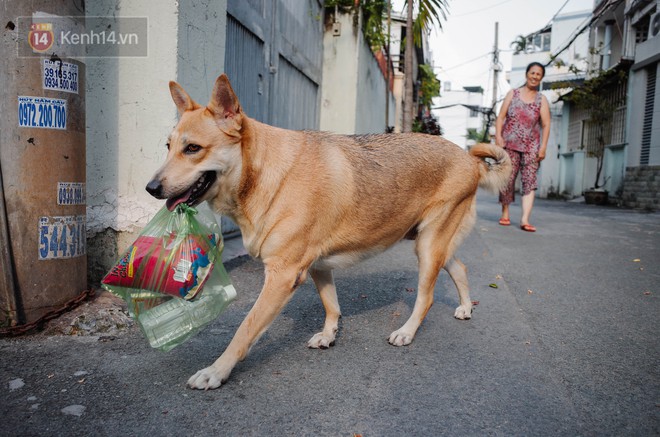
[145,179,164,198]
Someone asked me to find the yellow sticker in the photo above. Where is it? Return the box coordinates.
[127,246,137,278]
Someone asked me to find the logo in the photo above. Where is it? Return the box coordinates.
[28,23,54,52]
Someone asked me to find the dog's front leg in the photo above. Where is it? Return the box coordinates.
[187,263,305,390]
[307,268,341,349]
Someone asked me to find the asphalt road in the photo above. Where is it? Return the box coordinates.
[2,193,658,436]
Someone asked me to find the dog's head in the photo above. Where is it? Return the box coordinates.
[146,74,244,211]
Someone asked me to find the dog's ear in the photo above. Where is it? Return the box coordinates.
[169,81,199,114]
[209,74,243,121]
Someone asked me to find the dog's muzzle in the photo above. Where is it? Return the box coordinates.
[146,171,217,211]
[145,179,165,198]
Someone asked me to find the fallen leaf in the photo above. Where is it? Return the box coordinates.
[360,294,367,299]
[77,378,85,384]
[527,289,534,294]
[471,301,480,306]
[405,287,415,293]
[643,291,652,296]
[47,374,54,379]
[489,283,498,289]
[495,275,503,280]
[392,311,401,317]
[633,259,641,262]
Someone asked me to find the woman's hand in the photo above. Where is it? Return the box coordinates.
[537,149,546,162]
[495,135,504,148]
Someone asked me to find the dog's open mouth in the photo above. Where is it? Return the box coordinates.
[166,171,217,211]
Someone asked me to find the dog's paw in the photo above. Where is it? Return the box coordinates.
[388,330,414,346]
[454,304,473,320]
[307,332,335,349]
[187,366,228,390]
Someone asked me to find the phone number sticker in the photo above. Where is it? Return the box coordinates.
[38,215,86,260]
[18,96,67,130]
[57,182,86,205]
[43,59,79,94]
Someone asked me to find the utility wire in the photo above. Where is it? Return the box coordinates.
[451,0,517,18]
[438,51,492,71]
[544,0,625,68]
[542,0,571,30]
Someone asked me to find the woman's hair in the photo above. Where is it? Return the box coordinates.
[526,62,546,78]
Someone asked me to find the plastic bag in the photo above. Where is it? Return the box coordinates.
[102,203,223,316]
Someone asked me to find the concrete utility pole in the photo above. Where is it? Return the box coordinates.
[482,21,500,142]
[492,22,499,111]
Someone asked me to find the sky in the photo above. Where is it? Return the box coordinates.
[393,0,594,101]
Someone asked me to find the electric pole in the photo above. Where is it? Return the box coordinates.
[492,22,499,110]
[482,21,500,142]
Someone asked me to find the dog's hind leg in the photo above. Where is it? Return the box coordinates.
[307,268,341,349]
[388,199,472,346]
[445,257,473,320]
[188,262,307,390]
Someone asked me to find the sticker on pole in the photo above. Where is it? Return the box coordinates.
[18,96,67,130]
[57,182,86,205]
[43,59,79,94]
[38,215,86,260]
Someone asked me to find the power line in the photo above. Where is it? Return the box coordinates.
[544,0,625,68]
[438,51,492,71]
[542,0,571,30]
[451,0,517,18]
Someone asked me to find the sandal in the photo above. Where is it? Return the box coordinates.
[520,224,536,232]
[498,218,510,226]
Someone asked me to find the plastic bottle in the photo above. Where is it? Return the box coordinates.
[136,262,237,352]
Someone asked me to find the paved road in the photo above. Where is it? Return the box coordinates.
[2,193,658,436]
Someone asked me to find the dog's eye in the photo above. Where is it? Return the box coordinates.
[166,142,170,150]
[184,144,202,154]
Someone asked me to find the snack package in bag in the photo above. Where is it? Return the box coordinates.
[102,203,236,351]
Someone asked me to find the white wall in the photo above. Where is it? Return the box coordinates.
[321,11,394,134]
[86,0,227,236]
[321,13,359,134]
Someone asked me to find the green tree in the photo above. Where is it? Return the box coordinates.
[402,0,448,133]
[466,127,488,142]
[324,0,389,49]
[510,35,527,54]
[417,63,440,108]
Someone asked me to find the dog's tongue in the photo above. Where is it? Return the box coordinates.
[166,188,193,211]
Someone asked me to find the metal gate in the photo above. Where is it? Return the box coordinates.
[221,0,323,235]
[225,0,323,130]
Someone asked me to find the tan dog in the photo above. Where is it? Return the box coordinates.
[146,74,511,390]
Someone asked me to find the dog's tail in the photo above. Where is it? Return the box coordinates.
[469,143,512,194]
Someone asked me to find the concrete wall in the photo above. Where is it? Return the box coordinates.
[321,13,359,134]
[629,40,660,166]
[355,28,395,134]
[321,11,394,134]
[85,0,227,281]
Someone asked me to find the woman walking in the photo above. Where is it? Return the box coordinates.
[495,62,551,232]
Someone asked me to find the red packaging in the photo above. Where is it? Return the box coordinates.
[101,233,216,300]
